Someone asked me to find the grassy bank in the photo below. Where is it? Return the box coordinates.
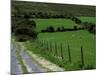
[25,30,96,70]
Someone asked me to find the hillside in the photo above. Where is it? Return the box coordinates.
[11,0,96,17]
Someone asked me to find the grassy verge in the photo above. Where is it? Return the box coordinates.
[26,50,52,72]
[24,40,90,71]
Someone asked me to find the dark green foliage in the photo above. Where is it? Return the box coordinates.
[74,18,82,24]
[71,17,82,24]
[73,26,78,30]
[56,27,61,32]
[56,26,65,32]
[12,0,96,18]
[88,24,96,34]
[41,25,83,33]
[15,28,37,38]
[82,22,96,34]
[41,26,55,32]
[47,26,55,32]
[12,12,37,41]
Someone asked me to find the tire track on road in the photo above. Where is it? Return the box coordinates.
[17,42,45,74]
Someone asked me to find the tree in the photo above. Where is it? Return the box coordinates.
[12,12,37,41]
[56,27,61,32]
[47,26,55,32]
[75,19,82,24]
[73,26,78,30]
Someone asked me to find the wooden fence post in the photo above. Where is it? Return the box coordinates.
[80,46,84,67]
[48,41,50,52]
[41,40,43,47]
[50,41,52,53]
[60,42,64,59]
[46,41,49,50]
[68,44,71,63]
[55,42,58,56]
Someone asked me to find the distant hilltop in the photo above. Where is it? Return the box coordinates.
[11,0,96,17]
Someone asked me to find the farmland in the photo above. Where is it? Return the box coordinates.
[34,19,78,32]
[78,17,96,24]
[25,18,96,70]
[11,0,96,72]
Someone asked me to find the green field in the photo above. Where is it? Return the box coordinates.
[25,19,96,70]
[34,19,79,32]
[78,17,96,24]
[38,30,96,64]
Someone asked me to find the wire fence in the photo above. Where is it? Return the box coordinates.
[36,39,85,68]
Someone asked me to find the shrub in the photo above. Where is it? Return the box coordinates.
[75,19,82,24]
[56,27,61,32]
[88,24,96,34]
[47,26,55,32]
[73,26,78,30]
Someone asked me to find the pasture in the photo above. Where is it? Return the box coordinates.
[25,18,96,70]
[34,19,78,32]
[78,17,96,24]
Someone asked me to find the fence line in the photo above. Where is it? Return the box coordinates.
[37,40,86,68]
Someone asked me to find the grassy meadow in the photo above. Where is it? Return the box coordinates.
[34,19,77,32]
[25,18,96,70]
[78,17,96,24]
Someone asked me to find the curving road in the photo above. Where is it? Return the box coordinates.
[11,42,45,75]
[11,43,22,75]
[20,47,44,73]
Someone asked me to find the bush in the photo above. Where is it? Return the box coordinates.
[61,26,65,31]
[56,26,65,32]
[71,16,82,24]
[56,27,61,32]
[75,19,82,24]
[73,26,78,30]
[47,26,55,32]
[15,28,37,36]
[82,22,96,34]
[88,24,95,34]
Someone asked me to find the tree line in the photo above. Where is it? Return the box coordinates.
[12,6,95,42]
[12,13,37,42]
